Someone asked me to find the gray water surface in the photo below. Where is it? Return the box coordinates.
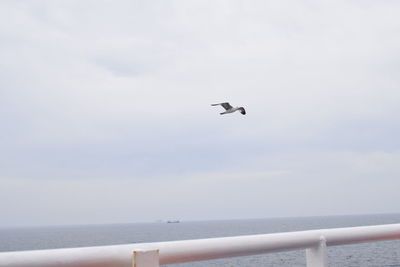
[1,214,400,266]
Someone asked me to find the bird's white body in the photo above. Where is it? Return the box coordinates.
[220,107,242,115]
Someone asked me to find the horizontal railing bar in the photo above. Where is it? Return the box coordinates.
[0,223,400,266]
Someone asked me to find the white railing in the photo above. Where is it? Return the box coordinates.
[1,223,400,267]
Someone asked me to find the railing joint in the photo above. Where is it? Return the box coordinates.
[132,249,160,267]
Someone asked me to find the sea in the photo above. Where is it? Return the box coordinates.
[1,214,400,266]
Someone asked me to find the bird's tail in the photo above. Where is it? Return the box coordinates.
[211,103,220,106]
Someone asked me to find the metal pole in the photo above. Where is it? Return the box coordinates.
[306,236,328,267]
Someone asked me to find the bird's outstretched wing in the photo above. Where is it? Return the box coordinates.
[211,102,232,110]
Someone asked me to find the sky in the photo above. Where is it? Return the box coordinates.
[1,0,400,227]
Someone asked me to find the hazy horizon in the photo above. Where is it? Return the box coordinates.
[2,212,400,230]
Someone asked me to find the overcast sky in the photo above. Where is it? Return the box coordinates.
[1,0,400,227]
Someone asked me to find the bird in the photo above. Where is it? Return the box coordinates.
[211,102,246,115]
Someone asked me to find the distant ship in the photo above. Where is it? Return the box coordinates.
[167,220,180,223]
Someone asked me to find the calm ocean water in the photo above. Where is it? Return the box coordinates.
[1,214,400,266]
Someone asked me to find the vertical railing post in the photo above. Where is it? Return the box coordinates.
[306,236,328,267]
[132,250,160,267]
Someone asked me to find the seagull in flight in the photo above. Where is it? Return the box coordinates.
[211,102,246,115]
